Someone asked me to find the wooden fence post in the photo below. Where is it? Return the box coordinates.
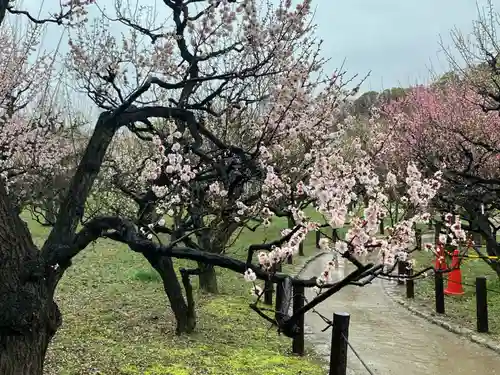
[476,276,489,333]
[427,219,433,230]
[329,312,350,375]
[435,271,445,314]
[298,242,304,256]
[275,281,283,321]
[406,268,414,298]
[397,260,406,285]
[287,217,294,263]
[292,284,305,355]
[434,221,442,247]
[264,279,273,305]
[415,228,422,250]
[275,277,292,324]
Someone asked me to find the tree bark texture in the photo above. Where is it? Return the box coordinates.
[197,262,218,293]
[142,253,196,334]
[0,182,61,375]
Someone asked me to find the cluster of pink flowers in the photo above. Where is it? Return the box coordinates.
[422,213,467,256]
[316,259,338,286]
[444,213,467,242]
[244,149,441,287]
[227,95,443,286]
[0,26,73,196]
[405,164,441,208]
[256,226,311,268]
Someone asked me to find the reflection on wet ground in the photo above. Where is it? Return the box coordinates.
[301,254,500,375]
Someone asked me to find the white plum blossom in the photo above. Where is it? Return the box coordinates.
[243,269,257,282]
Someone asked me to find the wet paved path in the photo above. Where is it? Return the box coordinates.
[301,254,500,375]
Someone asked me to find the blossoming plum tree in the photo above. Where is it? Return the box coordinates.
[0,1,441,374]
[0,19,75,216]
[64,0,357,299]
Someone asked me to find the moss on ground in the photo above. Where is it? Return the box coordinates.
[407,248,500,341]
[21,213,327,374]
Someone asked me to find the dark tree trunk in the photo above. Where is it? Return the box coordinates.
[1,332,48,375]
[197,262,218,293]
[379,221,384,235]
[195,232,219,293]
[464,205,500,278]
[143,253,196,334]
[472,232,482,247]
[415,228,422,250]
[434,221,442,246]
[0,182,62,375]
[0,311,59,375]
[484,239,500,278]
[42,199,57,226]
[136,196,197,330]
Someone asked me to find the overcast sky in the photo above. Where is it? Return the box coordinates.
[313,0,497,91]
[22,0,498,93]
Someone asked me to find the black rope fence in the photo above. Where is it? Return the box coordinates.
[388,257,497,334]
[385,263,500,296]
[442,275,500,295]
[253,236,497,374]
[342,331,375,375]
[303,295,377,375]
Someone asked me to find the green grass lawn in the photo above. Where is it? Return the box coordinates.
[22,213,327,375]
[407,249,500,340]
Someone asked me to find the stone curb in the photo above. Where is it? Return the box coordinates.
[381,280,500,354]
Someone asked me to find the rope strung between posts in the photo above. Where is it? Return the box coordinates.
[303,295,333,331]
[341,332,375,375]
[303,296,376,375]
[386,265,500,296]
[441,276,500,295]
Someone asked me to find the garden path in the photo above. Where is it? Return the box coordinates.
[301,253,500,375]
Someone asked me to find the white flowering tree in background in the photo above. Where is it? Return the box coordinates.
[61,0,360,314]
[0,22,76,217]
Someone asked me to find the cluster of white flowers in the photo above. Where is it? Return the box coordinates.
[405,164,441,208]
[422,212,468,258]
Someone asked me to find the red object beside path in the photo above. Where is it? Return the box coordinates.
[444,249,464,296]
